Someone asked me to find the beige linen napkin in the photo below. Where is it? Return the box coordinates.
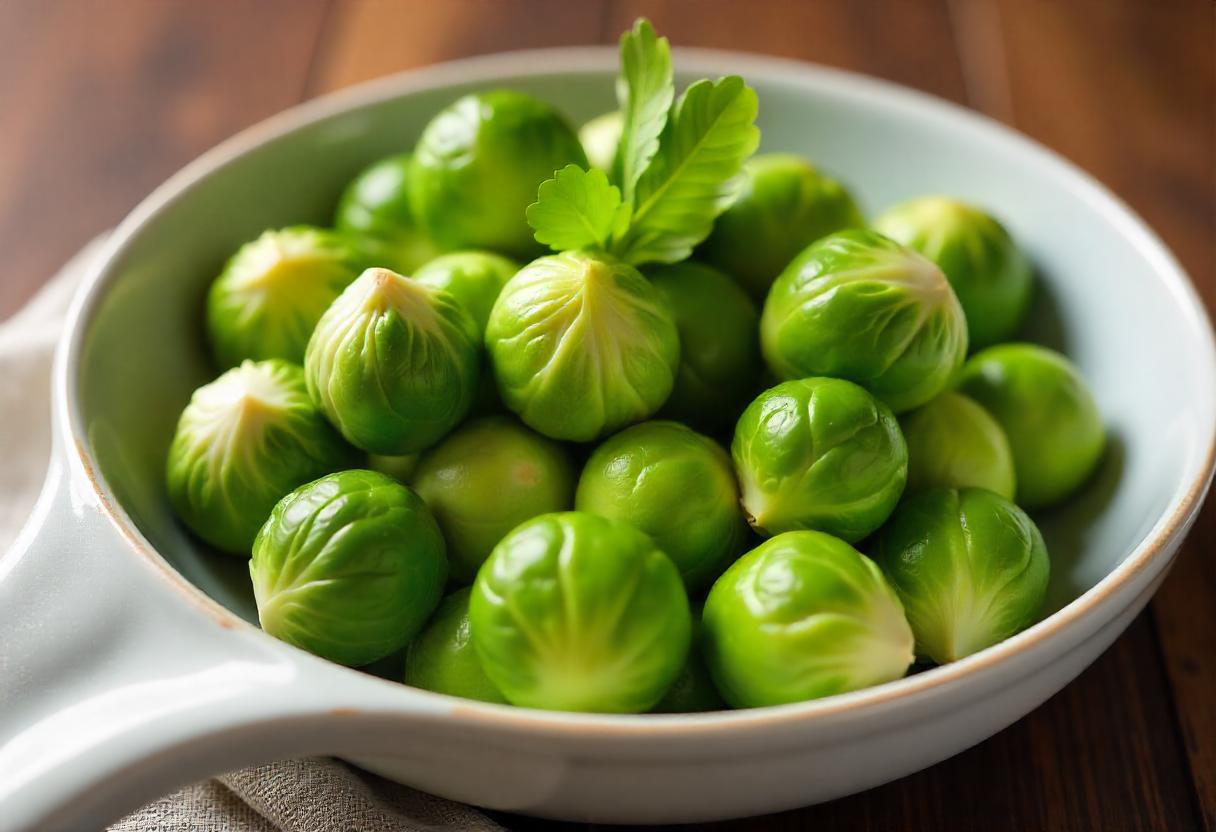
[0,240,505,832]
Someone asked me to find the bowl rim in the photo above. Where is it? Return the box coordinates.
[57,46,1216,736]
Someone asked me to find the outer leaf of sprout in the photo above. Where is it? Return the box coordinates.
[469,511,691,713]
[206,227,361,368]
[699,153,865,301]
[956,343,1105,509]
[647,261,760,431]
[484,251,679,442]
[413,416,576,584]
[250,470,447,667]
[576,420,747,591]
[760,229,968,413]
[412,250,520,334]
[408,90,587,259]
[901,391,1016,499]
[702,531,914,708]
[304,267,480,455]
[404,588,508,704]
[731,377,907,542]
[165,359,356,554]
[874,196,1033,349]
[334,153,444,274]
[871,487,1049,664]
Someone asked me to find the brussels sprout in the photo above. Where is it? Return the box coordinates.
[700,154,865,300]
[647,262,761,431]
[576,421,746,591]
[901,391,1015,499]
[305,267,480,454]
[206,227,361,368]
[334,153,443,274]
[412,251,519,334]
[579,110,623,171]
[413,416,576,583]
[871,487,1049,664]
[873,196,1033,349]
[957,344,1104,509]
[703,531,914,708]
[761,229,968,413]
[404,588,507,704]
[367,453,418,483]
[166,360,355,554]
[409,90,588,259]
[469,512,691,713]
[732,378,907,541]
[652,606,726,713]
[250,470,448,666]
[485,251,679,441]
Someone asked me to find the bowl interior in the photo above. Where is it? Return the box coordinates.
[74,53,1214,654]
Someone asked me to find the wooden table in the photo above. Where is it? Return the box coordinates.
[2,1,1211,829]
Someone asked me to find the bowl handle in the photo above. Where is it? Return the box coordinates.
[0,450,354,830]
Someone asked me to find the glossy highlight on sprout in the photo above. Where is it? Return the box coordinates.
[250,470,448,667]
[305,266,480,455]
[761,229,968,413]
[469,512,691,713]
[485,250,679,441]
[703,531,914,708]
[732,377,907,541]
[872,487,1049,664]
[576,420,747,591]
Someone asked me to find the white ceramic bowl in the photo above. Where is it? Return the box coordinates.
[1,48,1213,830]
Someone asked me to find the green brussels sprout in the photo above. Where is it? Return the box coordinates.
[647,262,761,431]
[404,588,507,704]
[700,154,865,300]
[166,360,355,554]
[413,416,576,584]
[732,378,908,541]
[871,487,1049,664]
[956,344,1105,509]
[652,606,726,713]
[901,391,1015,499]
[873,196,1033,349]
[703,531,914,708]
[205,227,361,368]
[305,267,480,454]
[579,110,622,171]
[412,251,519,334]
[250,470,448,666]
[469,512,691,713]
[409,90,588,259]
[334,153,444,274]
[760,229,968,413]
[367,453,418,483]
[576,421,747,591]
[485,251,679,441]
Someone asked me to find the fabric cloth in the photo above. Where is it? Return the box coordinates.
[0,241,505,832]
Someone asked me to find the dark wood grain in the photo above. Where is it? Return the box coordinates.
[1,0,1211,829]
[0,0,331,319]
[607,0,969,104]
[312,0,611,93]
